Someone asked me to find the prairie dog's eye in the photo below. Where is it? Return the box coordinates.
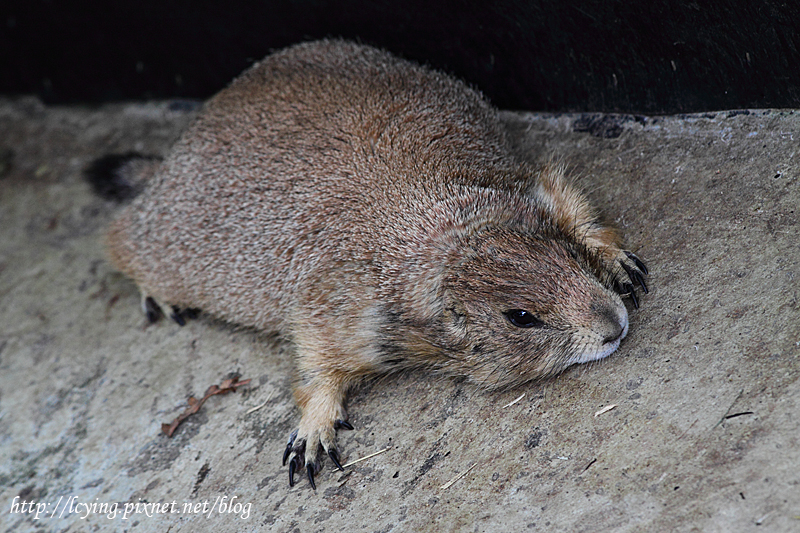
[504,309,544,328]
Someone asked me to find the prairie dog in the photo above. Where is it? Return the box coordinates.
[102,40,648,489]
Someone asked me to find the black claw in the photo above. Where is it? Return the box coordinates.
[632,270,649,294]
[288,456,297,487]
[628,285,639,309]
[289,454,304,487]
[335,419,354,430]
[614,279,626,296]
[282,429,298,466]
[619,261,635,283]
[170,307,186,326]
[619,281,640,308]
[621,282,634,293]
[328,448,344,471]
[620,261,648,296]
[282,442,292,466]
[625,251,649,275]
[306,464,316,490]
[183,308,200,319]
[144,297,161,323]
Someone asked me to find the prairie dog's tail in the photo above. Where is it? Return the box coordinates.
[85,153,161,201]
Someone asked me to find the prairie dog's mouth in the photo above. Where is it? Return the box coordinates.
[566,311,629,365]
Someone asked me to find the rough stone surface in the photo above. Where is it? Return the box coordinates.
[0,97,798,532]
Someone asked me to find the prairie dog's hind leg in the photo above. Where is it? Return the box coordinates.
[141,294,199,327]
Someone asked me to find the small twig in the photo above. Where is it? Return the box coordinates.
[581,458,597,473]
[594,404,617,417]
[440,463,478,490]
[339,445,393,469]
[502,393,526,408]
[714,389,744,429]
[724,411,754,420]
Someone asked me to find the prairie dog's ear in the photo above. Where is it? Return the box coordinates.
[85,153,162,202]
[533,163,623,254]
[533,163,596,234]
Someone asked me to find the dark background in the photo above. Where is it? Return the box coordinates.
[2,0,800,114]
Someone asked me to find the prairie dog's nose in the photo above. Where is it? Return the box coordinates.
[592,299,629,345]
[602,321,624,345]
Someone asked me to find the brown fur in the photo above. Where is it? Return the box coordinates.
[105,40,647,488]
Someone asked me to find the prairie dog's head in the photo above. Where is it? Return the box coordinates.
[440,227,628,389]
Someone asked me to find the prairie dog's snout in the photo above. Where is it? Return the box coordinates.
[577,293,629,364]
[559,272,631,365]
[594,298,629,344]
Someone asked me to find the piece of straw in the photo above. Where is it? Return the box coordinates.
[339,445,393,469]
[502,393,525,408]
[440,463,478,490]
[594,404,617,417]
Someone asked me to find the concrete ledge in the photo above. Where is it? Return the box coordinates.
[1,98,798,532]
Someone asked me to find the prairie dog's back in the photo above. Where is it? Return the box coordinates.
[107,40,510,330]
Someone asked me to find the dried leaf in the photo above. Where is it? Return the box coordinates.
[162,376,251,437]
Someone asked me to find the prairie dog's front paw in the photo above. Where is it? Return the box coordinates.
[609,249,649,308]
[282,418,353,489]
[283,348,358,489]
